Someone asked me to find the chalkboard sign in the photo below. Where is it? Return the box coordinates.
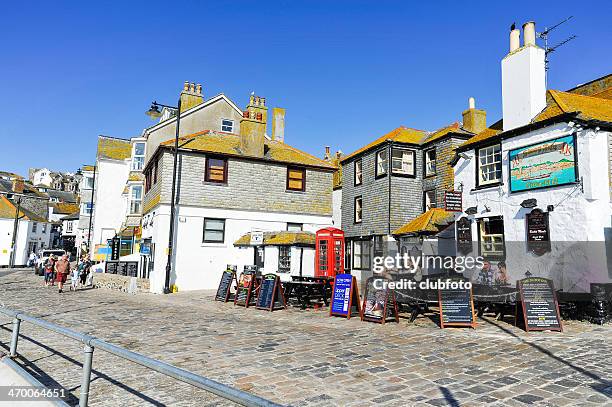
[517,277,562,332]
[456,217,473,255]
[234,269,257,308]
[256,274,286,311]
[106,262,118,274]
[526,209,551,255]
[117,262,128,276]
[438,278,476,328]
[361,277,399,324]
[215,266,237,302]
[330,274,360,319]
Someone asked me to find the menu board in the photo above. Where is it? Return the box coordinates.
[517,277,562,332]
[127,262,138,277]
[361,277,399,324]
[444,191,463,212]
[234,270,256,308]
[456,217,473,255]
[330,274,360,319]
[110,237,120,261]
[438,279,476,328]
[256,274,286,311]
[117,262,128,276]
[106,262,118,274]
[215,267,237,302]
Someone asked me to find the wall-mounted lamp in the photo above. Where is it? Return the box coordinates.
[547,205,554,212]
[465,206,478,215]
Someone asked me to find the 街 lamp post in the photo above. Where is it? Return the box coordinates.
[146,99,182,294]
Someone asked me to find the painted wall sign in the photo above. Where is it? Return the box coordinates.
[438,277,476,328]
[526,209,551,255]
[360,277,399,324]
[110,237,120,261]
[456,217,473,255]
[444,191,463,212]
[509,134,578,192]
[517,277,562,332]
[330,274,360,319]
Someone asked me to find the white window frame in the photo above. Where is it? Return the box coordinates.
[354,196,362,223]
[424,190,436,211]
[479,217,505,258]
[129,185,143,215]
[84,176,94,189]
[478,144,502,186]
[354,159,363,185]
[203,218,225,243]
[375,149,388,177]
[287,223,303,232]
[221,119,234,133]
[391,148,415,176]
[132,142,146,171]
[425,148,436,176]
[65,221,74,233]
[278,246,291,273]
[81,202,93,216]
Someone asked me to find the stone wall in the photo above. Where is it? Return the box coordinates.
[93,272,150,293]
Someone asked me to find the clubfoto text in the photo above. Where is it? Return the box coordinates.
[372,278,473,291]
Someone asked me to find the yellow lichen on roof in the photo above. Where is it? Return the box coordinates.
[82,165,95,172]
[536,90,612,123]
[97,137,132,161]
[0,196,46,222]
[50,202,79,215]
[392,208,454,236]
[234,231,316,246]
[128,172,145,182]
[459,127,502,150]
[340,127,428,163]
[160,131,336,169]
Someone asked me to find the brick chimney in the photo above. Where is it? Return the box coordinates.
[12,179,24,194]
[501,21,546,131]
[271,107,286,143]
[462,97,487,134]
[323,146,331,161]
[179,81,204,112]
[240,94,268,157]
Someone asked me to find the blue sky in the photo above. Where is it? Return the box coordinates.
[1,1,610,177]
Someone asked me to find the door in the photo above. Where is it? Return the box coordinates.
[254,246,265,269]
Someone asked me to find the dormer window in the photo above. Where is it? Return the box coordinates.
[221,119,234,133]
[132,142,146,171]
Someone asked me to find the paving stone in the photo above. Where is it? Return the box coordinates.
[0,270,610,407]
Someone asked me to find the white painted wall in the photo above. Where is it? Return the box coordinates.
[141,203,332,293]
[501,45,546,131]
[91,158,130,247]
[0,219,48,266]
[332,188,342,228]
[454,122,612,292]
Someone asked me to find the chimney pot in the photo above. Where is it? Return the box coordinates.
[468,97,475,109]
[196,84,202,95]
[184,81,189,91]
[510,29,520,52]
[523,21,536,46]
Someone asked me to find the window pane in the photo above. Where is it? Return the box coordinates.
[288,179,303,189]
[205,219,225,231]
[132,186,142,200]
[289,169,304,180]
[204,230,224,242]
[134,143,145,156]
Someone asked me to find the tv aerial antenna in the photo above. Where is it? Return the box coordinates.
[537,16,577,85]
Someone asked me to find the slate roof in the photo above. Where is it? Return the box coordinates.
[340,127,428,163]
[46,189,78,203]
[458,89,612,151]
[234,231,316,246]
[0,195,47,222]
[392,208,455,236]
[97,136,132,161]
[159,131,336,170]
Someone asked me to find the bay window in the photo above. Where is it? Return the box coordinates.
[130,185,143,214]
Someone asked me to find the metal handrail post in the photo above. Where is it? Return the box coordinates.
[10,316,21,357]
[79,343,94,407]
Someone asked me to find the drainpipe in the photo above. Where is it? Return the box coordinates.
[9,196,22,267]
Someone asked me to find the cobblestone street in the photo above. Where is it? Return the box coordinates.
[0,270,611,406]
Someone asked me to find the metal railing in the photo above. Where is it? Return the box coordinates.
[0,307,282,407]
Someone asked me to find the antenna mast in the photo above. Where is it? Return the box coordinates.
[537,16,577,86]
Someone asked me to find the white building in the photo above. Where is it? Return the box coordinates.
[452,22,612,293]
[141,94,335,293]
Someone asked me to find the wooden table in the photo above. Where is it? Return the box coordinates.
[283,276,333,309]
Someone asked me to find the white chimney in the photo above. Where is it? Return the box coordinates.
[501,21,546,131]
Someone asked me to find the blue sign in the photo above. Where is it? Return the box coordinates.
[139,243,151,255]
[331,274,354,316]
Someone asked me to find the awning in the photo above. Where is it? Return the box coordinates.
[392,208,455,236]
[234,231,316,247]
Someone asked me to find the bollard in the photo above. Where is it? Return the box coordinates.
[9,317,21,357]
[79,344,94,407]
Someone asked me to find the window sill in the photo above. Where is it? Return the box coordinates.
[471,182,503,192]
[391,172,416,178]
[286,189,305,193]
[424,173,437,179]
[375,173,388,179]
[203,181,228,186]
[201,242,227,248]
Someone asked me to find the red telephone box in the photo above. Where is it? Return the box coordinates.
[315,227,345,278]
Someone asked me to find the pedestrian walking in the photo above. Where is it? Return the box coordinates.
[43,255,56,286]
[28,252,36,268]
[54,254,71,293]
[79,255,92,286]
